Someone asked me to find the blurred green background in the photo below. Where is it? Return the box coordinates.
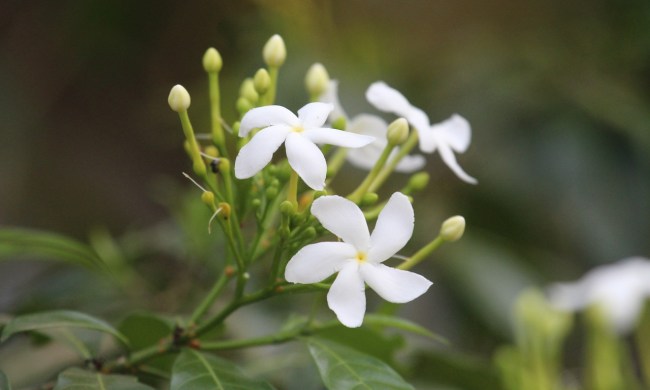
[1,0,649,388]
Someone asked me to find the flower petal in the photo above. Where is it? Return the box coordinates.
[285,242,356,284]
[304,128,374,148]
[346,145,385,171]
[366,82,431,133]
[434,114,471,153]
[437,142,478,184]
[311,195,370,250]
[348,114,388,138]
[368,192,414,263]
[394,153,426,173]
[285,133,327,190]
[319,80,348,122]
[360,263,432,303]
[234,125,291,178]
[297,102,334,128]
[239,105,299,137]
[327,263,366,327]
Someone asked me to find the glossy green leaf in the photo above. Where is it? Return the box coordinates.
[363,314,448,344]
[0,228,108,272]
[307,337,414,390]
[170,349,274,390]
[53,367,154,390]
[0,370,11,390]
[1,310,128,346]
[118,312,175,372]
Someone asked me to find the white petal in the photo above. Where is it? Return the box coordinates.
[437,142,478,184]
[405,106,432,135]
[348,114,388,138]
[239,105,298,137]
[285,242,356,284]
[360,263,432,303]
[319,80,348,122]
[434,114,471,153]
[285,133,327,190]
[346,146,385,171]
[311,195,370,250]
[416,127,438,153]
[234,125,291,178]
[327,263,366,327]
[305,128,374,148]
[368,192,414,263]
[297,102,334,128]
[366,82,414,116]
[393,152,426,173]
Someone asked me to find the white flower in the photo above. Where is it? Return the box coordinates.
[547,257,650,334]
[234,102,374,190]
[366,82,477,184]
[320,80,425,173]
[284,192,432,327]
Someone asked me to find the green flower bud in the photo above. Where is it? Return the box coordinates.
[387,118,409,145]
[440,216,465,242]
[201,191,215,207]
[280,200,296,216]
[266,185,278,200]
[236,97,253,115]
[263,34,286,67]
[202,47,223,72]
[253,68,271,95]
[239,78,259,104]
[302,226,317,240]
[232,121,241,137]
[204,145,219,158]
[168,84,191,112]
[360,192,379,207]
[408,172,430,191]
[305,63,329,98]
[332,116,347,130]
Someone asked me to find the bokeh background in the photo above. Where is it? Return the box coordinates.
[1,0,649,388]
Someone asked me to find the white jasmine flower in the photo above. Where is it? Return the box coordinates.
[234,102,374,190]
[284,192,432,327]
[366,82,477,184]
[320,80,425,173]
[547,257,650,334]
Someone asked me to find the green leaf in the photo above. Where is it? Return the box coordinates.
[170,349,274,390]
[307,337,415,390]
[363,314,448,344]
[0,228,108,272]
[0,370,11,390]
[1,310,128,347]
[118,312,175,372]
[53,367,154,390]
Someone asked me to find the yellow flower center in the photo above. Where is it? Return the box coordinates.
[355,251,367,263]
[292,125,305,133]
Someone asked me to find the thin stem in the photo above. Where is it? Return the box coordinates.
[398,236,444,270]
[348,142,395,203]
[178,110,207,177]
[207,72,227,158]
[287,169,299,206]
[265,66,279,105]
[189,271,230,325]
[326,147,348,182]
[368,130,419,193]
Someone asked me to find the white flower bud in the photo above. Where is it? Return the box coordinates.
[202,47,223,72]
[263,34,286,67]
[168,84,191,112]
[387,118,409,145]
[305,63,329,97]
[440,215,465,242]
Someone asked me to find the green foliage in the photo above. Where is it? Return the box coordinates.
[363,313,448,344]
[1,310,128,347]
[307,337,414,390]
[0,228,108,273]
[118,312,176,372]
[53,367,154,390]
[170,349,274,390]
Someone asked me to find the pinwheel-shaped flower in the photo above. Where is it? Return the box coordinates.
[547,257,650,334]
[320,80,425,173]
[366,82,477,184]
[285,192,432,327]
[234,102,374,190]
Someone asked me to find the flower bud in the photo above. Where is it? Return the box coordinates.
[217,202,231,219]
[360,192,378,207]
[440,216,465,242]
[236,97,253,115]
[239,78,259,104]
[387,118,409,145]
[201,191,215,207]
[253,68,271,95]
[168,85,191,112]
[280,200,296,216]
[332,116,347,130]
[305,63,329,98]
[202,47,223,72]
[263,34,286,67]
[408,172,430,191]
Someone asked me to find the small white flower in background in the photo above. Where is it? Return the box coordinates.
[234,102,374,190]
[547,257,650,334]
[319,80,426,173]
[366,82,477,184]
[284,192,432,327]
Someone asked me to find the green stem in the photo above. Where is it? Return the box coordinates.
[326,147,348,182]
[189,271,230,325]
[264,66,279,105]
[348,142,395,203]
[207,72,227,158]
[368,130,419,193]
[287,169,299,206]
[398,236,444,270]
[178,110,207,177]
